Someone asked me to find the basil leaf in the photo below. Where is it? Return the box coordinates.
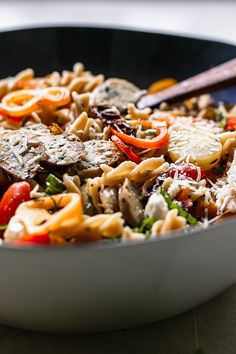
[133,217,156,238]
[216,113,226,129]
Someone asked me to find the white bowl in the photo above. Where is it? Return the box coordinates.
[1,25,236,333]
[0,218,235,333]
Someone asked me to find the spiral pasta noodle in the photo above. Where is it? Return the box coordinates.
[100,157,169,186]
[72,212,124,242]
[151,209,186,237]
[67,112,94,141]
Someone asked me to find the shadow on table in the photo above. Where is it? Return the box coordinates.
[1,284,236,354]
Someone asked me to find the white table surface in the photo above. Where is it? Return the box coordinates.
[0,1,236,353]
[0,0,236,45]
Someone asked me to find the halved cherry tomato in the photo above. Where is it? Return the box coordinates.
[111,135,141,164]
[15,233,50,245]
[168,163,206,181]
[0,182,30,226]
[111,121,168,149]
[226,116,236,131]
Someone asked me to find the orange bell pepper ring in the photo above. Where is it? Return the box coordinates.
[0,87,70,118]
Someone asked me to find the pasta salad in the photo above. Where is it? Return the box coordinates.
[0,63,235,246]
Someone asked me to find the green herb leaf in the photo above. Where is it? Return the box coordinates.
[145,130,156,136]
[45,174,65,195]
[157,187,197,225]
[216,113,226,129]
[133,217,156,238]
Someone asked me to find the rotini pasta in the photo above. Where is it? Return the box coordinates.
[126,103,151,120]
[0,61,235,246]
[67,111,94,141]
[151,209,186,237]
[71,212,124,242]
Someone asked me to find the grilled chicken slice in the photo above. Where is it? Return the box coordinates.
[91,78,144,112]
[24,124,85,167]
[75,140,123,179]
[0,124,123,181]
[0,128,48,180]
[42,134,85,166]
[0,124,85,180]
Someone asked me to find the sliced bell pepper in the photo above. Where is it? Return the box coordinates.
[0,87,70,118]
[148,78,177,94]
[111,120,168,149]
[15,233,50,245]
[111,135,141,164]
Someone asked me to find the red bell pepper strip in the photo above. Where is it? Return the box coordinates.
[0,182,30,226]
[15,233,50,245]
[111,135,141,164]
[111,121,168,149]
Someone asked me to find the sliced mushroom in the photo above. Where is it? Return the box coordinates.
[100,187,119,214]
[118,178,144,227]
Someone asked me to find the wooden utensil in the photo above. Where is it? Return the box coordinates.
[137,58,236,109]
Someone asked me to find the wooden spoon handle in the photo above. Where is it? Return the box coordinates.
[137,58,236,109]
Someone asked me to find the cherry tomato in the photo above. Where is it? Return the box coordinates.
[226,117,236,131]
[168,163,206,181]
[0,182,30,226]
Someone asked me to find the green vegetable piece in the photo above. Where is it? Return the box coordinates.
[157,187,197,225]
[133,217,156,238]
[140,217,156,233]
[45,174,65,195]
[216,112,226,129]
[145,130,156,136]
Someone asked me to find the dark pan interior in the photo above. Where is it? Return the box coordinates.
[0,26,236,103]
